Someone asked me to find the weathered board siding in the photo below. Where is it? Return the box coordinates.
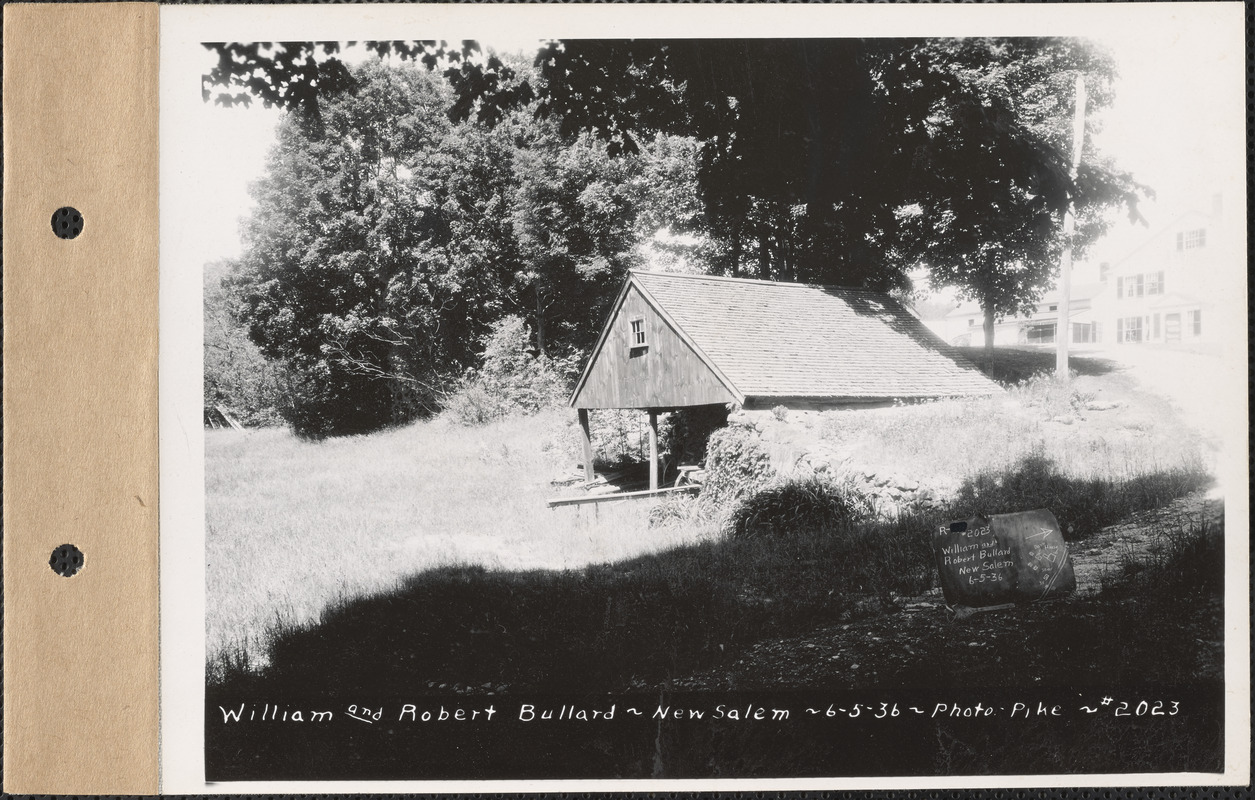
[573,286,737,409]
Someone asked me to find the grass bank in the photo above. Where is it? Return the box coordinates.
[816,353,1209,493]
[206,410,717,672]
[210,453,1212,694]
[207,347,1215,684]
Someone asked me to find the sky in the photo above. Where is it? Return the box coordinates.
[184,26,1243,284]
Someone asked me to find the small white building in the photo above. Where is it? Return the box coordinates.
[941,283,1106,348]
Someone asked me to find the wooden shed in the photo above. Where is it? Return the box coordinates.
[569,271,1000,491]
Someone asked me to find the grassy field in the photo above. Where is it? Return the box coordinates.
[206,410,717,671]
[207,350,1215,679]
[814,354,1210,493]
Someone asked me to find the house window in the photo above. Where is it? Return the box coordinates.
[1047,304,1058,312]
[1117,316,1144,343]
[1176,228,1207,251]
[1147,271,1164,295]
[1072,322,1093,343]
[629,317,647,348]
[968,318,975,326]
[1026,322,1055,344]
[1189,309,1202,336]
[1128,274,1144,298]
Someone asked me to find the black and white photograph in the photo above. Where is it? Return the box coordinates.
[157,3,1247,789]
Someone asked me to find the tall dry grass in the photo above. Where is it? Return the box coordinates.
[206,409,717,671]
[817,368,1210,491]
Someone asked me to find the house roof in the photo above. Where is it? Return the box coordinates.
[585,271,999,401]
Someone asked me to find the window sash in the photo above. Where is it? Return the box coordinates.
[629,318,647,347]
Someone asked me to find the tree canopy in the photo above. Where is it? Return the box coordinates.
[206,36,1150,434]
[229,62,516,434]
[205,37,1146,283]
[224,60,702,435]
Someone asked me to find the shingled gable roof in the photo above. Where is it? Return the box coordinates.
[572,271,1000,406]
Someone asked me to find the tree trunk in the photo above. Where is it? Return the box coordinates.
[757,234,771,280]
[535,287,547,358]
[982,303,996,354]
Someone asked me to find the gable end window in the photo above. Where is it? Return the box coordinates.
[1176,228,1207,251]
[629,317,647,349]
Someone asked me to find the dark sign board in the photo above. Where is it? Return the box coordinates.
[933,509,1076,607]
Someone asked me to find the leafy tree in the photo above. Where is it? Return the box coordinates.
[517,38,1146,306]
[202,40,532,130]
[521,39,918,289]
[509,126,644,358]
[226,57,705,434]
[884,39,1147,349]
[508,125,714,359]
[206,38,1146,312]
[231,61,524,436]
[203,260,286,426]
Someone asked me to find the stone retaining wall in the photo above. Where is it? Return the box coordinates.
[721,408,952,515]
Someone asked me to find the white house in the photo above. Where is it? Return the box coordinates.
[1090,198,1226,345]
[937,194,1229,349]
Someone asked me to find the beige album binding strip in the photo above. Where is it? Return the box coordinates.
[3,3,161,794]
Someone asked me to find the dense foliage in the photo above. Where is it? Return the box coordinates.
[443,316,572,426]
[206,38,1148,434]
[224,61,701,435]
[725,475,875,540]
[203,260,286,425]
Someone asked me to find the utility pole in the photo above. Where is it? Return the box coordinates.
[1056,74,1086,379]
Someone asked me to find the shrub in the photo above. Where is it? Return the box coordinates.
[953,452,1212,540]
[589,409,652,466]
[725,475,874,540]
[647,493,707,529]
[442,382,501,427]
[204,262,287,426]
[280,360,400,439]
[445,316,570,426]
[1007,370,1093,418]
[700,424,773,510]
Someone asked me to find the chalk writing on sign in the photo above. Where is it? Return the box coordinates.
[933,510,1076,607]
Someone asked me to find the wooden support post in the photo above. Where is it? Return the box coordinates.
[578,408,595,481]
[648,409,659,491]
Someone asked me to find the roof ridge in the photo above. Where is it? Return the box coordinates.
[630,269,887,295]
